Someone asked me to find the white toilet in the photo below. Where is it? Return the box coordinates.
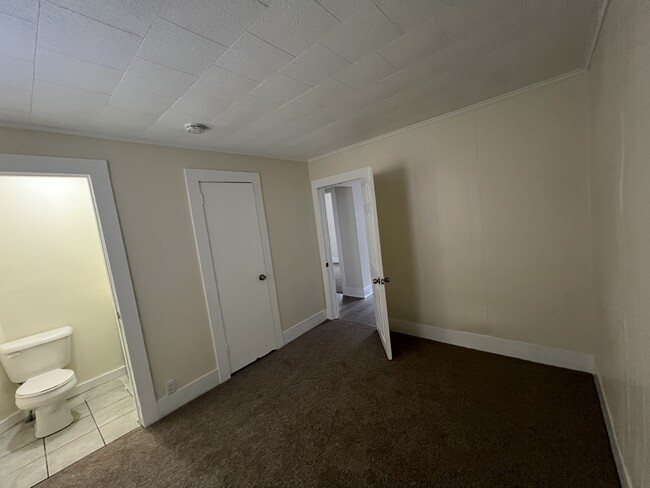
[0,326,77,438]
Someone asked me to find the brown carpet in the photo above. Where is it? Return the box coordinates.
[39,321,619,488]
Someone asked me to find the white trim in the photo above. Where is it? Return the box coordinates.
[308,69,585,163]
[585,0,610,71]
[156,369,221,418]
[0,410,27,435]
[184,169,284,384]
[342,286,371,299]
[362,285,373,298]
[594,373,632,488]
[390,319,595,373]
[0,154,158,427]
[283,310,328,345]
[68,366,127,398]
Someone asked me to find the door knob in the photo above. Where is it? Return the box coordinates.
[373,278,380,284]
[259,274,267,281]
[384,277,390,283]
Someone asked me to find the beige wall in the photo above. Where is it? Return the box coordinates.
[309,74,595,354]
[588,2,650,485]
[0,176,125,421]
[0,128,325,399]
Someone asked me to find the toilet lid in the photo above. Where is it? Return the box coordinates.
[16,369,76,398]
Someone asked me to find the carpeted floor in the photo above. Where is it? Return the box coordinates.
[39,321,619,488]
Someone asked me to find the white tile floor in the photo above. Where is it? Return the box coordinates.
[0,375,139,488]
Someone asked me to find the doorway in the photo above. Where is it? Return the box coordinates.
[312,167,393,360]
[323,183,375,327]
[185,170,284,382]
[0,155,157,429]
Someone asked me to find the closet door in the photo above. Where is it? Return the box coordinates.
[201,182,277,373]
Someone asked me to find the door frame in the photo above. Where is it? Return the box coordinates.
[0,154,158,427]
[185,169,283,383]
[312,167,378,320]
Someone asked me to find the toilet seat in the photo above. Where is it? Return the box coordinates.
[16,369,76,399]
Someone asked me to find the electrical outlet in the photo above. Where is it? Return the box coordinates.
[165,379,177,396]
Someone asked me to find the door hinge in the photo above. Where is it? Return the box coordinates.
[200,192,205,206]
[116,310,122,320]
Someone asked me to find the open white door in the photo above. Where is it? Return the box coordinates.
[359,168,392,360]
[312,167,392,360]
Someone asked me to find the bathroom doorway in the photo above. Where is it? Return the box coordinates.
[0,155,156,486]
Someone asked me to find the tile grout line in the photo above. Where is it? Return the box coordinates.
[43,438,49,478]
[86,400,107,446]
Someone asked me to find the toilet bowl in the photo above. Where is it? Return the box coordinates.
[16,368,77,437]
[0,326,77,438]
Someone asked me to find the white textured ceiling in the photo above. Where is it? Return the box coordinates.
[0,0,602,161]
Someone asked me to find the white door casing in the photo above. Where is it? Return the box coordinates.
[311,167,393,360]
[0,154,158,426]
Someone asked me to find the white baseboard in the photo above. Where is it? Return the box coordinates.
[157,369,221,418]
[0,365,128,434]
[342,286,373,299]
[595,373,632,488]
[390,319,595,373]
[283,310,327,345]
[0,409,27,435]
[68,365,127,399]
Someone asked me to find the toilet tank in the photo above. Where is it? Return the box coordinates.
[0,326,73,383]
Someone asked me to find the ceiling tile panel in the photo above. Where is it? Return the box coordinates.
[216,32,294,82]
[0,55,33,89]
[299,79,354,108]
[33,80,109,114]
[191,65,259,101]
[251,73,311,104]
[322,3,402,63]
[170,91,233,120]
[248,0,340,56]
[159,0,266,46]
[380,59,439,94]
[224,95,280,121]
[137,18,226,75]
[108,85,176,116]
[47,0,164,36]
[345,82,392,108]
[0,12,36,61]
[435,0,522,42]
[121,57,197,98]
[35,49,123,94]
[0,0,39,22]
[39,1,141,70]
[374,0,451,31]
[427,27,497,74]
[271,98,321,121]
[314,0,370,22]
[334,53,395,89]
[281,43,350,87]
[30,101,100,127]
[378,18,450,68]
[98,106,159,134]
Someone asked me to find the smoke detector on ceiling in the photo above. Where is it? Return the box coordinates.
[185,122,208,135]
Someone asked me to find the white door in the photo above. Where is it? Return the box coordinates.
[201,182,277,373]
[359,170,392,360]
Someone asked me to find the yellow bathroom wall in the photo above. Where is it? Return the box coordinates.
[0,176,125,421]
